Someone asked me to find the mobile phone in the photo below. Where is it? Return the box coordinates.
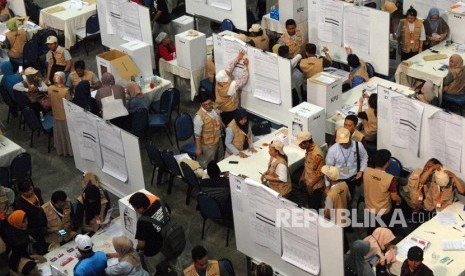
[430,49,439,53]
[229,161,239,164]
[369,255,380,266]
[58,229,67,236]
[18,66,23,73]
[440,256,450,263]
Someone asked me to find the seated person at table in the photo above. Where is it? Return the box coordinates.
[248,24,270,51]
[422,166,465,212]
[4,18,27,68]
[0,0,11,22]
[95,72,126,111]
[72,80,100,116]
[363,227,398,270]
[443,54,465,95]
[199,161,231,217]
[344,240,376,276]
[0,61,22,101]
[277,45,303,106]
[343,48,369,91]
[357,93,377,142]
[45,36,72,85]
[0,185,15,219]
[74,234,107,276]
[13,67,49,116]
[261,140,292,198]
[156,32,176,62]
[400,246,433,276]
[42,190,77,245]
[66,60,102,91]
[344,115,364,143]
[278,19,303,58]
[105,235,150,276]
[194,93,224,168]
[15,179,48,255]
[397,6,425,61]
[299,43,332,79]
[423,8,449,49]
[225,108,256,158]
[76,172,111,234]
[183,245,221,276]
[126,81,148,113]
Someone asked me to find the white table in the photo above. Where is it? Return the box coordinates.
[395,41,465,102]
[325,77,414,135]
[218,128,305,182]
[140,76,173,105]
[158,58,205,101]
[0,135,26,167]
[389,202,465,276]
[39,1,97,49]
[38,218,122,276]
[0,21,42,41]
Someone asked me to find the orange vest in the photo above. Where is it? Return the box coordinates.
[183,260,220,276]
[265,156,292,197]
[250,34,270,51]
[400,18,423,53]
[348,61,370,84]
[69,70,95,87]
[403,168,423,210]
[48,85,70,120]
[6,30,27,59]
[215,80,238,112]
[226,120,246,155]
[300,57,324,79]
[303,144,325,190]
[42,200,73,243]
[196,108,220,146]
[424,182,454,212]
[363,168,394,214]
[281,30,303,57]
[326,181,350,226]
[362,107,377,141]
[48,47,67,66]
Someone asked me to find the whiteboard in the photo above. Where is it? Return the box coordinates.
[308,1,390,76]
[9,0,27,16]
[403,0,459,18]
[377,85,465,179]
[212,33,293,125]
[230,176,344,276]
[96,0,154,68]
[186,0,248,31]
[63,100,145,198]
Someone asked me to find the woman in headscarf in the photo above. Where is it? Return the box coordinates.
[443,54,465,95]
[48,71,73,156]
[423,8,449,49]
[95,72,126,111]
[4,18,27,69]
[224,108,256,158]
[126,81,147,113]
[344,240,376,276]
[261,139,292,197]
[363,227,397,267]
[105,236,149,276]
[72,80,100,116]
[0,61,22,100]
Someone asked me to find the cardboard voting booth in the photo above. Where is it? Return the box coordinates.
[96,50,139,85]
[307,72,343,118]
[118,189,154,243]
[120,41,153,79]
[175,30,207,70]
[288,102,325,146]
[172,15,195,35]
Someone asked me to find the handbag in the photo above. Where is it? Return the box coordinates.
[101,88,129,120]
[252,120,271,136]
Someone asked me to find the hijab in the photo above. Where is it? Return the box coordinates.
[450,54,464,76]
[6,18,17,31]
[126,81,143,98]
[112,236,142,269]
[344,240,374,276]
[72,80,92,108]
[7,210,26,229]
[83,184,101,224]
[427,8,440,31]
[0,61,22,97]
[446,54,465,94]
[101,72,116,86]
[234,108,249,134]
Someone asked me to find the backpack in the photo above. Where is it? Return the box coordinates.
[139,201,186,259]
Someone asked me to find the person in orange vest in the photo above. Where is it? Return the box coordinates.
[278,19,304,58]
[183,245,220,276]
[45,36,72,85]
[397,6,426,61]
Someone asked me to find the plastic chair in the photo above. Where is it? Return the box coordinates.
[130,108,149,140]
[220,19,235,32]
[386,157,402,177]
[171,88,180,116]
[219,258,236,276]
[149,90,174,145]
[0,167,10,188]
[197,192,233,246]
[145,142,166,186]
[366,62,375,78]
[161,151,182,194]
[0,85,18,123]
[180,162,200,205]
[174,113,196,158]
[76,14,100,55]
[21,106,54,153]
[9,152,32,186]
[442,93,465,115]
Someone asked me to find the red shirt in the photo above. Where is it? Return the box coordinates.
[158,43,176,61]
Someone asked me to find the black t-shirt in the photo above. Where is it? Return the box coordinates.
[153,0,171,24]
[135,201,169,256]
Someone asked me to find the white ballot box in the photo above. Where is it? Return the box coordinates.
[307,72,342,118]
[175,30,207,70]
[119,41,153,79]
[118,189,154,243]
[172,15,195,35]
[288,102,325,146]
[448,12,465,44]
[279,0,308,24]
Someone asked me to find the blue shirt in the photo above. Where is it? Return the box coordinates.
[74,251,107,276]
[351,66,366,88]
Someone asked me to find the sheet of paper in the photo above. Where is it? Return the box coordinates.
[390,96,424,156]
[107,0,126,37]
[318,0,343,45]
[427,110,463,172]
[209,0,232,10]
[229,173,246,212]
[343,6,371,55]
[437,212,457,225]
[253,48,281,104]
[308,0,318,24]
[281,228,320,274]
[101,146,128,182]
[98,122,124,155]
[223,36,251,92]
[174,153,191,163]
[315,75,336,85]
[121,2,142,41]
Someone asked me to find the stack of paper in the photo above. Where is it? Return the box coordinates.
[441,240,465,251]
[398,236,430,257]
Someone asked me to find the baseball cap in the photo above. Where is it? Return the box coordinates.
[296,131,312,144]
[75,234,93,251]
[249,24,262,33]
[46,35,57,44]
[155,32,167,44]
[335,127,350,143]
[270,140,285,155]
[407,246,423,261]
[434,168,450,187]
[24,67,39,76]
[383,2,398,14]
[321,165,340,181]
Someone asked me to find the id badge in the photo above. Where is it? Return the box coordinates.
[418,195,423,201]
[342,166,349,175]
[436,202,441,208]
[410,39,414,44]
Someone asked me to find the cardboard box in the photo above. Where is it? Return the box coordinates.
[288,102,325,146]
[96,50,139,85]
[172,15,195,35]
[279,0,308,24]
[119,41,153,79]
[307,72,342,118]
[118,189,154,243]
[175,30,207,70]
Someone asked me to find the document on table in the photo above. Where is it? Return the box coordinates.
[315,74,336,85]
[318,0,343,45]
[390,95,424,157]
[343,6,370,55]
[437,212,457,225]
[247,178,282,255]
[427,110,463,172]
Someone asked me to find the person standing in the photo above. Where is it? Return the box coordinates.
[397,6,426,61]
[261,140,292,197]
[423,7,449,49]
[66,60,102,91]
[45,36,72,84]
[151,0,172,37]
[278,19,303,58]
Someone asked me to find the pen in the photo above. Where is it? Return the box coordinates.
[424,231,436,234]
[459,214,464,221]
[447,259,454,265]
[433,67,437,71]
[256,146,263,149]
[452,226,462,232]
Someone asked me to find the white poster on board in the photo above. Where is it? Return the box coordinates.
[98,122,128,181]
[318,0,343,45]
[343,6,370,55]
[252,48,281,104]
[222,36,251,92]
[209,0,232,10]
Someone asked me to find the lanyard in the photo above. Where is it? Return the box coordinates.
[339,142,352,167]
[50,202,64,218]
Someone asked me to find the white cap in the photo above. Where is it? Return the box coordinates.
[216,70,229,83]
[24,67,38,76]
[75,234,93,251]
[155,32,167,44]
[46,35,57,44]
[434,168,450,187]
[335,127,350,143]
[296,131,312,144]
[270,139,285,155]
[321,165,340,181]
[249,24,262,33]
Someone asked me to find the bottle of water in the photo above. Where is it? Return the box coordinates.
[39,111,44,122]
[139,75,145,88]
